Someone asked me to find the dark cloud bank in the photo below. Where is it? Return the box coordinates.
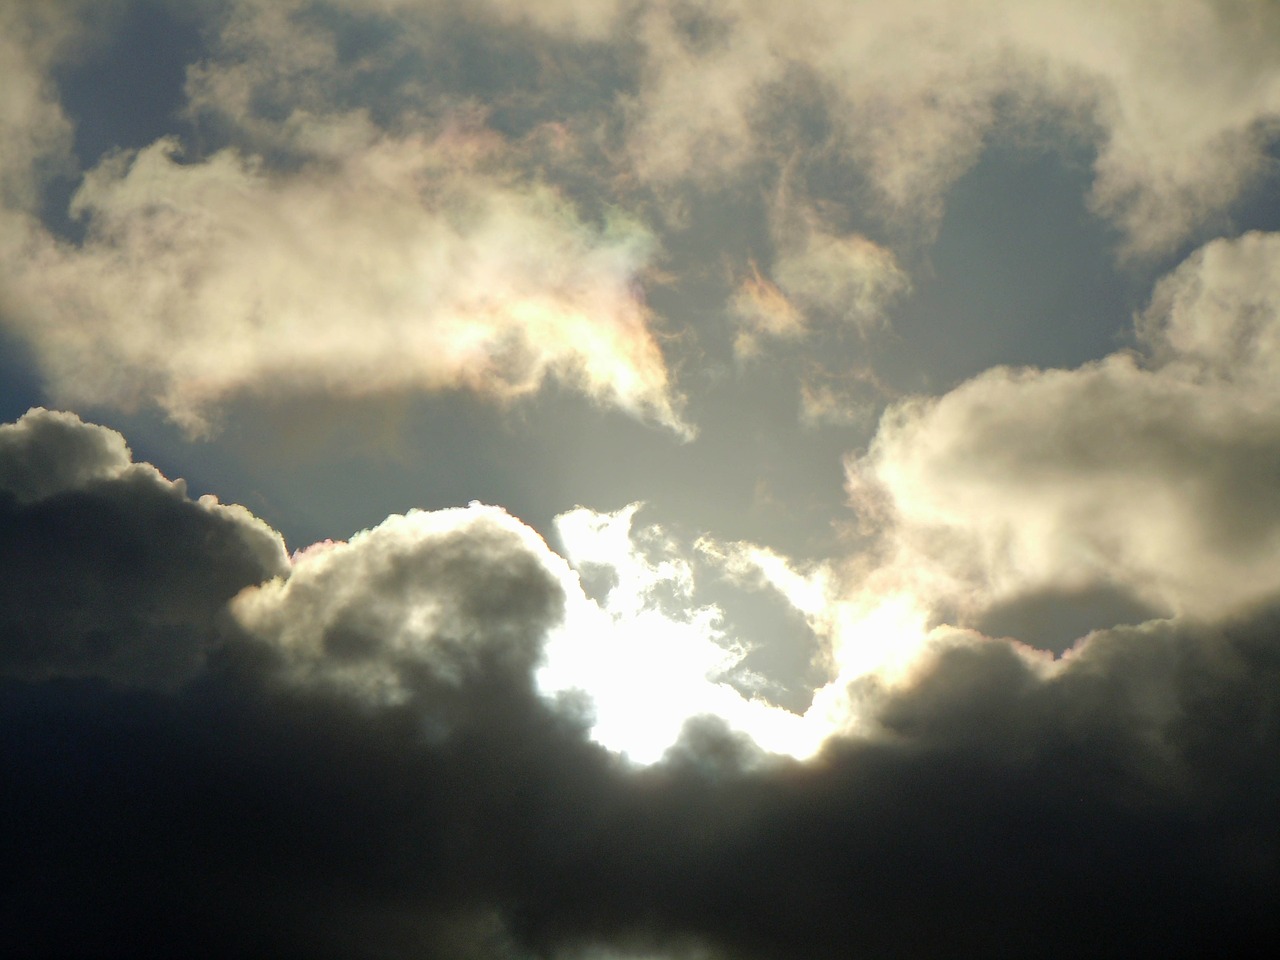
[2,407,1279,960]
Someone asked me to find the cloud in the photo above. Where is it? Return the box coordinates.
[480,0,635,39]
[771,228,907,333]
[3,0,1276,452]
[729,264,805,360]
[234,502,570,706]
[1140,229,1280,386]
[5,4,1280,955]
[730,229,907,361]
[846,229,1280,630]
[699,533,941,732]
[797,376,877,429]
[0,408,287,688]
[626,0,1280,254]
[0,2,78,212]
[0,407,794,762]
[10,0,1270,449]
[0,0,692,438]
[5,412,1280,958]
[0,405,133,503]
[2,126,690,436]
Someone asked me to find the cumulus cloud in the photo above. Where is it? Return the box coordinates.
[234,503,570,705]
[8,0,1270,446]
[846,230,1280,631]
[0,408,287,687]
[0,406,133,502]
[5,409,1280,959]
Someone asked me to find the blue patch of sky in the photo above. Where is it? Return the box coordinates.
[878,138,1141,395]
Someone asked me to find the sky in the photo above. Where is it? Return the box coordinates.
[3,0,1280,956]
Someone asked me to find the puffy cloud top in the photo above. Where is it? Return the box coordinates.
[235,504,570,702]
[2,408,1280,958]
[848,229,1280,626]
[0,408,287,687]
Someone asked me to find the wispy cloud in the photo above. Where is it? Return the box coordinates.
[0,2,77,212]
[627,0,1280,254]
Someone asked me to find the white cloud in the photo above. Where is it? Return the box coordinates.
[0,1,694,438]
[730,226,907,361]
[12,0,1268,445]
[626,0,1280,255]
[2,126,691,437]
[846,230,1280,628]
[0,2,78,213]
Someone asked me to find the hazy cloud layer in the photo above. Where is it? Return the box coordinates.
[0,1,78,211]
[731,229,907,361]
[4,408,1280,959]
[627,0,1280,254]
[3,0,1278,436]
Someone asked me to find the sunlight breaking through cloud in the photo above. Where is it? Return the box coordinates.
[540,504,819,762]
[540,505,950,763]
[6,2,1280,956]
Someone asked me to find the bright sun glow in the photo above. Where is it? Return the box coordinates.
[537,505,936,764]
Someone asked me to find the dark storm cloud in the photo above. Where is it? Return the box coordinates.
[0,408,287,687]
[4,409,1280,959]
